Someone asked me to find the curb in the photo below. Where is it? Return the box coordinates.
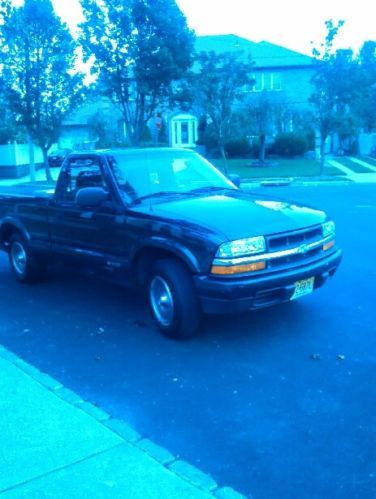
[0,345,247,499]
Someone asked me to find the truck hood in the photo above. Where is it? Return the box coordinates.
[144,191,327,241]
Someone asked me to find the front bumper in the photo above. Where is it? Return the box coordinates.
[194,249,342,314]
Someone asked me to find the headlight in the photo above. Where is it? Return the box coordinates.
[322,221,335,238]
[216,236,266,258]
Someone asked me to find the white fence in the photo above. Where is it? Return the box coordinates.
[359,133,376,155]
[0,142,43,179]
[0,142,43,166]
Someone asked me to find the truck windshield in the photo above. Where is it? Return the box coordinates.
[108,150,235,203]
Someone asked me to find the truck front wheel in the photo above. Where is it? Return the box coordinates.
[9,233,45,284]
[148,259,201,339]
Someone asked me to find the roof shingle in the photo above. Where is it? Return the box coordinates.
[195,34,313,68]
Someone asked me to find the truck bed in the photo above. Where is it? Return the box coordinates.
[0,183,55,199]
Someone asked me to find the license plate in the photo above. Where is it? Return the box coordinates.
[291,277,315,300]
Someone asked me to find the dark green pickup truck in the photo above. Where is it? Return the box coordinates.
[0,148,342,338]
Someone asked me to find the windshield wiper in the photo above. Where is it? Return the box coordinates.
[131,191,193,204]
[188,186,234,194]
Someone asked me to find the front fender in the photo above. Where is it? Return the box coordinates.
[132,236,202,273]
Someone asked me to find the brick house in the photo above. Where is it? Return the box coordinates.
[169,34,315,148]
[59,34,315,150]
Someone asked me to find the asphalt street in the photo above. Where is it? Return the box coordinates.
[0,183,375,499]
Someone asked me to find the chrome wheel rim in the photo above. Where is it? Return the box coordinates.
[11,241,27,275]
[150,276,174,327]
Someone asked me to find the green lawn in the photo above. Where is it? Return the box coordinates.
[211,159,340,179]
[334,157,372,173]
[364,156,376,167]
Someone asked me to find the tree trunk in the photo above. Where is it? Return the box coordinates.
[219,143,228,175]
[27,133,36,182]
[320,137,326,176]
[259,134,266,165]
[132,125,142,147]
[42,148,53,182]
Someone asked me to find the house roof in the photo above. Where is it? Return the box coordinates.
[195,34,314,69]
[64,97,121,126]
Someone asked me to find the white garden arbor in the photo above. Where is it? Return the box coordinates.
[169,114,198,148]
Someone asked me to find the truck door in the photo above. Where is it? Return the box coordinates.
[48,155,130,272]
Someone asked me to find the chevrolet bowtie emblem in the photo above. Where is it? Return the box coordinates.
[298,244,309,255]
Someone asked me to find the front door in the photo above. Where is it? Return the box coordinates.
[48,155,129,272]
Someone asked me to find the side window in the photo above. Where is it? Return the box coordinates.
[58,157,107,203]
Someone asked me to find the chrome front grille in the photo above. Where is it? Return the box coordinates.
[267,225,323,252]
[265,225,328,271]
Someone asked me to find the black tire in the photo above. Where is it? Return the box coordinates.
[148,259,201,339]
[8,233,45,284]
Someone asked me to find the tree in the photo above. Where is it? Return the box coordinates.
[244,91,286,164]
[0,78,25,144]
[354,41,376,133]
[0,0,84,181]
[310,20,361,174]
[87,110,123,148]
[79,0,194,146]
[192,51,252,173]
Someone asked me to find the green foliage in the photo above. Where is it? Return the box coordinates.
[271,133,308,157]
[225,138,252,158]
[310,21,368,141]
[197,122,218,153]
[192,50,253,170]
[0,79,25,144]
[79,0,194,145]
[310,20,362,173]
[243,91,286,163]
[353,41,376,132]
[87,111,121,149]
[140,124,152,144]
[0,0,84,174]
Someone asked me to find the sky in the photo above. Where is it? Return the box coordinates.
[48,0,375,56]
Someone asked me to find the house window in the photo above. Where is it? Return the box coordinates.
[248,72,282,92]
[266,73,276,91]
[271,72,282,91]
[253,73,264,92]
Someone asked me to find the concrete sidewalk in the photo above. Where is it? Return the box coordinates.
[0,346,243,499]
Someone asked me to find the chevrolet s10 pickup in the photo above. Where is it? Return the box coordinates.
[0,148,342,338]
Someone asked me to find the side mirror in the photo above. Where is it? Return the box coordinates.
[75,187,109,207]
[227,174,241,188]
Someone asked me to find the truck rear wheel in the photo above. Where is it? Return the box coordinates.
[148,259,201,339]
[9,233,45,284]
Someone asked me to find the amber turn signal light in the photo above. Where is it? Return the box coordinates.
[323,239,335,251]
[211,261,266,275]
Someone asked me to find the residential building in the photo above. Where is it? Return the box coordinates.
[59,97,126,151]
[195,35,314,106]
[59,35,315,150]
[169,34,315,148]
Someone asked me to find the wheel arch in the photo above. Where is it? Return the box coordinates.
[0,218,30,251]
[131,239,200,287]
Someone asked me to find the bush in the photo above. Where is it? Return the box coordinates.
[198,124,219,156]
[271,133,308,157]
[248,138,274,159]
[225,138,251,158]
